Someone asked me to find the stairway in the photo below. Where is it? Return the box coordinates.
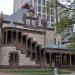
[1,30,43,66]
[15,33,43,66]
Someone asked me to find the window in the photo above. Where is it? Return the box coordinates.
[38,6,41,12]
[42,0,45,6]
[50,1,54,8]
[38,0,41,5]
[51,24,54,27]
[34,0,37,3]
[42,14,46,18]
[26,19,30,26]
[42,7,45,13]
[47,15,50,22]
[38,13,41,17]
[32,20,36,27]
[51,16,54,22]
[47,1,50,14]
[34,5,37,11]
[47,23,50,27]
[51,8,54,15]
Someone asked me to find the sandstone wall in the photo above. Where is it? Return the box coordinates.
[22,30,55,48]
[0,46,35,66]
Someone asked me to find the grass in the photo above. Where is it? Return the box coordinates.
[9,68,72,75]
[10,69,54,74]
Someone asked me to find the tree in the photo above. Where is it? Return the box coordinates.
[54,0,75,48]
[55,16,72,33]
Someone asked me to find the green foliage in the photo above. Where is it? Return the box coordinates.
[69,36,75,42]
[55,17,72,33]
[10,69,71,74]
[11,69,54,74]
[67,43,75,49]
[67,36,75,49]
[59,8,71,18]
[55,2,75,34]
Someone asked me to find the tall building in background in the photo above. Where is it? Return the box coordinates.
[14,0,56,28]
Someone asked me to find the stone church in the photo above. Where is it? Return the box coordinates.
[0,4,75,68]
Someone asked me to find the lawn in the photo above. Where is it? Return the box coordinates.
[10,69,71,75]
[11,69,54,74]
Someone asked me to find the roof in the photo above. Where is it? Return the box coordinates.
[46,43,67,49]
[4,8,28,23]
[3,7,53,29]
[46,42,75,50]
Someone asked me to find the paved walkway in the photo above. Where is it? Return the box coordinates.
[0,72,73,75]
[71,72,75,75]
[61,73,75,75]
[0,72,23,75]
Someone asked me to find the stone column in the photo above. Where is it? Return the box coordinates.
[70,55,72,66]
[16,31,18,45]
[39,46,41,66]
[1,29,4,45]
[65,54,67,65]
[35,43,37,63]
[21,32,23,50]
[21,33,23,44]
[11,31,13,45]
[60,54,62,65]
[74,55,75,65]
[2,31,4,44]
[62,54,64,65]
[63,54,67,65]
[26,35,28,53]
[5,30,8,45]
[30,38,33,60]
[49,53,51,67]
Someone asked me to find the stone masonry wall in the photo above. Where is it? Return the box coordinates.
[0,46,35,66]
[22,30,55,48]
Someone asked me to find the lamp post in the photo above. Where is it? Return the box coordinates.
[41,16,47,70]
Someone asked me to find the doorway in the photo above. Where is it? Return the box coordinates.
[9,52,19,66]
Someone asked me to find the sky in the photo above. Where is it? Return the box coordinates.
[0,0,14,15]
[0,0,73,15]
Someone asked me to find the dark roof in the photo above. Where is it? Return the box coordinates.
[4,8,28,23]
[3,7,54,29]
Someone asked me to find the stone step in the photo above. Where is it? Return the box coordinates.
[19,54,36,66]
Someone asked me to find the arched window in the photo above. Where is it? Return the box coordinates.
[23,8,39,29]
[32,20,36,27]
[26,19,30,27]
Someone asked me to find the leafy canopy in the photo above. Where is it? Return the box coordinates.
[55,17,72,33]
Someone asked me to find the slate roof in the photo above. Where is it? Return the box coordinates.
[4,8,28,23]
[3,7,53,28]
[3,7,74,50]
[46,43,67,49]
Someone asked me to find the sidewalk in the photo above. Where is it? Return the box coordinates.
[0,72,23,75]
